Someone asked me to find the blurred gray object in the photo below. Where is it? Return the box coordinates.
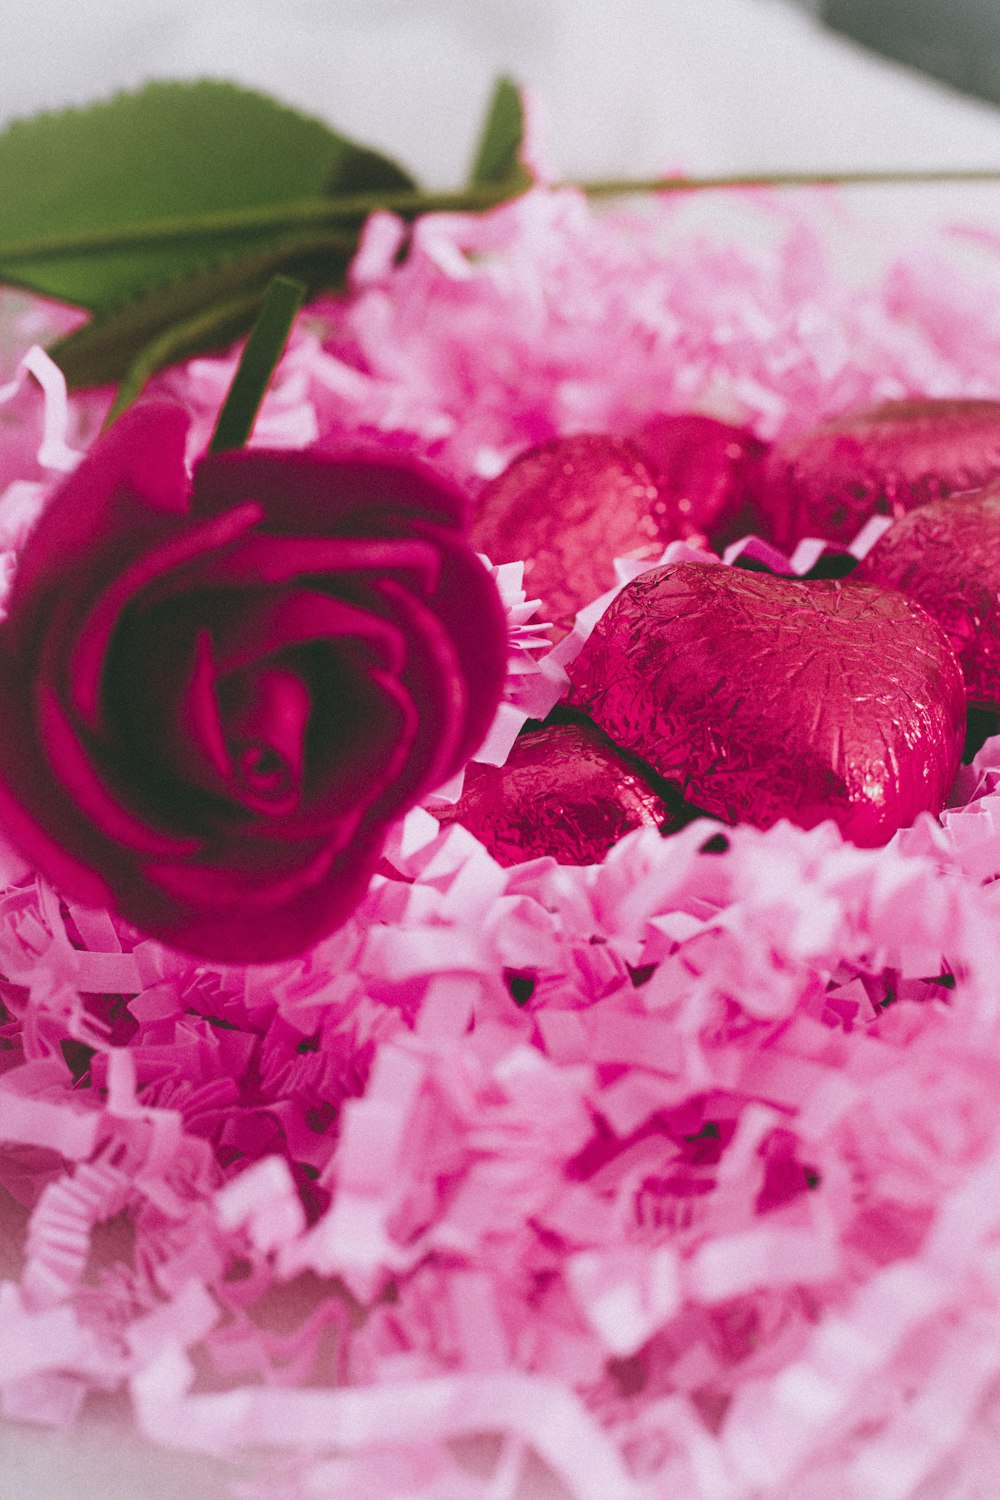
[806,0,1000,105]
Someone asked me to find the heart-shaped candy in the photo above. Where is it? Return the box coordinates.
[857,486,1000,710]
[435,720,683,865]
[566,562,965,847]
[758,399,1000,550]
[631,412,768,550]
[470,435,664,630]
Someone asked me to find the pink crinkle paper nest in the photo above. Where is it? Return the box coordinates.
[4,186,1000,1500]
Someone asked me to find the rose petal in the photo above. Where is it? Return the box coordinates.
[218,665,311,817]
[6,401,191,616]
[68,503,265,732]
[136,830,385,962]
[215,652,419,840]
[34,682,201,857]
[0,756,112,907]
[98,620,231,802]
[173,535,441,597]
[297,659,418,825]
[192,446,469,535]
[207,589,407,677]
[182,630,231,782]
[0,806,113,911]
[112,610,419,837]
[405,527,511,773]
[146,840,337,911]
[367,579,467,805]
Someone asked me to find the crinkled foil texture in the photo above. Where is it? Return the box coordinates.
[566,562,966,847]
[471,434,664,628]
[436,720,680,865]
[859,486,1000,711]
[759,399,1000,549]
[631,411,768,549]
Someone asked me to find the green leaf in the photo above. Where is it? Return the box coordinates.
[102,289,271,427]
[50,228,355,389]
[0,79,415,310]
[323,143,417,198]
[467,76,533,192]
[209,275,306,453]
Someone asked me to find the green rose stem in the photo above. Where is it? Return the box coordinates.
[103,287,273,428]
[2,166,1000,263]
[2,79,1000,410]
[11,164,1000,416]
[208,274,307,452]
[105,274,305,435]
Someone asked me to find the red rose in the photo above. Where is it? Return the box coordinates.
[0,401,508,961]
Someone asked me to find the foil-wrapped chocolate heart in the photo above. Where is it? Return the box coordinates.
[857,485,1000,710]
[435,720,684,865]
[470,434,664,629]
[566,562,965,846]
[631,412,768,550]
[758,399,1000,550]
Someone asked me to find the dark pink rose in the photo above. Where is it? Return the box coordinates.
[0,401,508,961]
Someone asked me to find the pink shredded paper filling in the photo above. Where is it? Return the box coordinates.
[4,187,1000,1499]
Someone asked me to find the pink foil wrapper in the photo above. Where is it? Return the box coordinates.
[435,719,683,865]
[758,398,1000,550]
[857,484,1000,710]
[631,411,768,550]
[566,561,966,846]
[470,434,665,630]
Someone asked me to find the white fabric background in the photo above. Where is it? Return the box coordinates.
[1,2,1000,1496]
[5,0,1000,183]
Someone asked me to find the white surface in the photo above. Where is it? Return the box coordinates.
[4,0,1000,183]
[2,3,1000,1498]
